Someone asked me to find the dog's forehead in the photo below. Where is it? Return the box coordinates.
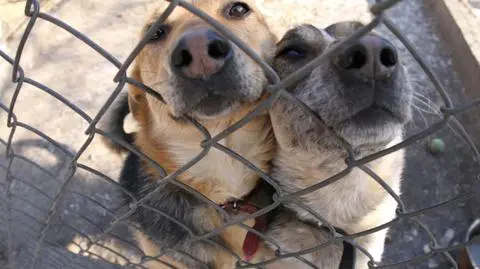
[287,25,322,40]
[280,24,332,49]
[325,21,365,39]
[147,0,260,24]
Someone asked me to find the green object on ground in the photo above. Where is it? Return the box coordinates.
[428,138,445,155]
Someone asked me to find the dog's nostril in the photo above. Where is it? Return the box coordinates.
[349,50,367,69]
[380,48,397,67]
[208,40,231,59]
[173,50,193,68]
[341,48,367,70]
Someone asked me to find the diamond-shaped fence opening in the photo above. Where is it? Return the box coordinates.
[0,0,479,268]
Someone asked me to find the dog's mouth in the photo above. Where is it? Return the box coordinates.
[317,78,413,148]
[341,104,399,127]
[320,68,413,130]
[170,55,265,119]
[184,70,247,119]
[328,98,411,149]
[162,26,268,120]
[191,92,240,118]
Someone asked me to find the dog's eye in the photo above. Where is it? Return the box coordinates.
[226,2,251,19]
[278,47,307,59]
[147,24,170,42]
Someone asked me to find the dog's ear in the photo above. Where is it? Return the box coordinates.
[99,67,143,154]
[325,21,365,39]
[128,65,149,125]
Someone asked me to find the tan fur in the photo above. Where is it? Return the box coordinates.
[126,1,277,267]
[136,231,189,269]
[132,93,274,203]
[134,207,242,269]
[273,131,404,269]
[136,209,274,269]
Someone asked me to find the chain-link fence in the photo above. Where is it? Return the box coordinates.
[0,0,480,268]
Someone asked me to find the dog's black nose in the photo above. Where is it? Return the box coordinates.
[171,28,233,79]
[334,34,398,80]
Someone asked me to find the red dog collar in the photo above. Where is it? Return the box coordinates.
[222,201,268,261]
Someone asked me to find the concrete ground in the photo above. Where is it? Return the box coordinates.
[0,0,479,268]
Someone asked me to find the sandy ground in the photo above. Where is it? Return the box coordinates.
[0,0,479,268]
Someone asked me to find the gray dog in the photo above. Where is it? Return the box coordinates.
[266,21,413,268]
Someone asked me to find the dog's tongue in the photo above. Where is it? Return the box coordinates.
[222,201,268,262]
[242,215,267,261]
[243,231,260,261]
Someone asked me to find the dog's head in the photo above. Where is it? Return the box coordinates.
[130,1,276,121]
[270,22,413,155]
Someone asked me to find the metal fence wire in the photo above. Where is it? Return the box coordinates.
[0,0,480,268]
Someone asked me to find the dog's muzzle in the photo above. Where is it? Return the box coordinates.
[171,28,233,80]
[333,34,398,81]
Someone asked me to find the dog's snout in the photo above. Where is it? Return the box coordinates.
[171,29,233,79]
[334,34,398,80]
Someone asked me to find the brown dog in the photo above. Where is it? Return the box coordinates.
[102,1,278,268]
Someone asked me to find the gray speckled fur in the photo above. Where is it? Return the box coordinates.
[267,22,413,268]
